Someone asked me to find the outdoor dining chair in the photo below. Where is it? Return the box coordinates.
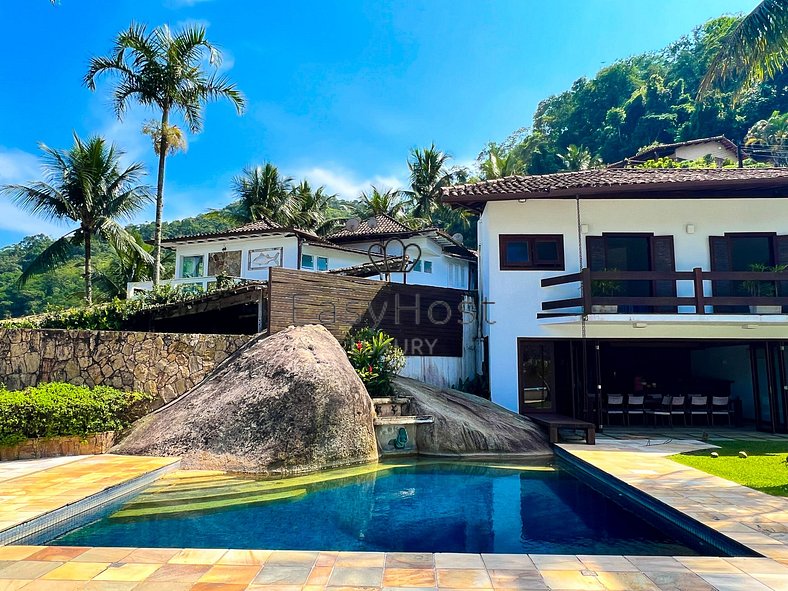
[710,396,732,426]
[688,395,709,425]
[624,395,645,426]
[669,395,687,426]
[647,395,673,427]
[603,394,625,426]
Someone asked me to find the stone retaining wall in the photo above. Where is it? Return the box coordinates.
[0,329,251,404]
[0,431,116,461]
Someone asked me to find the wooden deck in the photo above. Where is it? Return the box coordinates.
[528,413,596,445]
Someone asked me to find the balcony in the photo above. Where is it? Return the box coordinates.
[126,276,242,298]
[540,268,788,318]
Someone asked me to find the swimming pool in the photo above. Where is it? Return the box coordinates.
[48,460,713,554]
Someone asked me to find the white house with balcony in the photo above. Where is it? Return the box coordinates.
[444,167,788,434]
[127,214,476,297]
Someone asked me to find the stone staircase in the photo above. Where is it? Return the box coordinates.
[371,396,434,457]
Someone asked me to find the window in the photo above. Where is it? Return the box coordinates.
[180,255,204,278]
[316,256,328,271]
[301,254,314,269]
[499,235,564,270]
[412,260,422,272]
[423,260,433,274]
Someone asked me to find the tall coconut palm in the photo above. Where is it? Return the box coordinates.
[227,163,294,225]
[1,134,152,304]
[699,0,788,97]
[405,144,454,220]
[85,22,245,286]
[357,186,406,219]
[479,143,526,179]
[289,180,337,233]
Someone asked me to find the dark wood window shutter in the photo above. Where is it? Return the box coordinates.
[710,236,733,312]
[775,235,788,311]
[651,235,676,312]
[586,236,606,271]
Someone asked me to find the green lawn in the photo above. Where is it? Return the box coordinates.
[670,440,788,497]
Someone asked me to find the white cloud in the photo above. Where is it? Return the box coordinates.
[293,166,406,200]
[0,147,40,184]
[165,0,213,8]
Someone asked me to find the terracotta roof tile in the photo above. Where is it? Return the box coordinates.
[326,214,415,240]
[443,167,788,203]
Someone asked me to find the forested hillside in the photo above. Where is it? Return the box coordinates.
[2,15,787,318]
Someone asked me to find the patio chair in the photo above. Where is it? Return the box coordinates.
[647,395,673,427]
[624,395,645,426]
[603,394,625,425]
[710,396,732,426]
[670,396,687,426]
[687,395,709,425]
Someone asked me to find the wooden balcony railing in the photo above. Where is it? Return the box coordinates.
[540,268,788,315]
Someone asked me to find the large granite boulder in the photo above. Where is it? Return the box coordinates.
[113,325,378,475]
[392,377,551,457]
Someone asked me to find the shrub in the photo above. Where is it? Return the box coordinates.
[0,383,153,445]
[345,328,405,396]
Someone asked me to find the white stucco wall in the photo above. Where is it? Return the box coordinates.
[674,142,738,163]
[479,196,788,411]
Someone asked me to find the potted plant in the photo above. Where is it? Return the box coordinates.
[744,263,787,314]
[590,269,622,314]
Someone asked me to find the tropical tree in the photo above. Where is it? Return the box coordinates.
[405,144,454,220]
[745,110,788,165]
[93,232,161,299]
[289,180,338,234]
[226,163,294,225]
[1,135,152,305]
[85,22,246,287]
[558,144,601,171]
[356,186,406,219]
[479,142,526,179]
[700,0,788,97]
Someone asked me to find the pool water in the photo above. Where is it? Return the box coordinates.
[50,461,708,555]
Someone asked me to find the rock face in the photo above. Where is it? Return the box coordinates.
[114,325,378,475]
[392,377,551,456]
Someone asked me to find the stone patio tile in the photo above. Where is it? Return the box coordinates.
[252,565,312,585]
[144,563,212,582]
[81,582,139,591]
[436,568,492,588]
[487,568,547,589]
[334,552,385,567]
[70,547,136,563]
[168,549,228,565]
[677,556,745,574]
[0,548,44,561]
[577,556,637,572]
[124,548,181,563]
[481,554,536,570]
[625,557,689,573]
[264,551,319,567]
[383,568,437,587]
[642,571,714,591]
[386,553,435,568]
[245,585,302,591]
[697,573,772,590]
[328,566,384,587]
[198,564,262,585]
[92,562,162,582]
[595,571,661,591]
[315,552,339,567]
[39,561,109,580]
[0,561,63,580]
[305,565,333,586]
[189,583,248,591]
[217,550,272,566]
[26,547,89,562]
[538,569,605,590]
[15,581,85,591]
[724,557,788,575]
[0,579,28,591]
[529,555,584,571]
[435,553,485,569]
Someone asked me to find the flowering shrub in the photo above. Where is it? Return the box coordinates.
[345,328,405,396]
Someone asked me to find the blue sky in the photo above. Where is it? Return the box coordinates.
[0,0,759,247]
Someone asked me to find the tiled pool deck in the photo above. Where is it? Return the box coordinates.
[1,443,788,590]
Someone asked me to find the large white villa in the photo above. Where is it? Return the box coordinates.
[444,167,788,433]
[127,213,476,297]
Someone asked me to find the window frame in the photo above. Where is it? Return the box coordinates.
[499,234,565,271]
[301,253,315,269]
[316,256,329,271]
[180,254,205,278]
[423,260,433,274]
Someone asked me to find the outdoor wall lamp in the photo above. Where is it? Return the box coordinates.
[685,224,695,234]
[633,322,647,328]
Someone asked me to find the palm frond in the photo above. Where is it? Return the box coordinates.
[17,233,76,287]
[699,0,788,97]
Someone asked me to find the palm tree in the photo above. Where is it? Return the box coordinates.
[94,232,157,299]
[289,180,337,233]
[1,135,152,304]
[357,186,406,219]
[699,1,788,97]
[227,163,294,225]
[479,143,526,179]
[405,144,454,220]
[559,144,601,171]
[85,22,246,287]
